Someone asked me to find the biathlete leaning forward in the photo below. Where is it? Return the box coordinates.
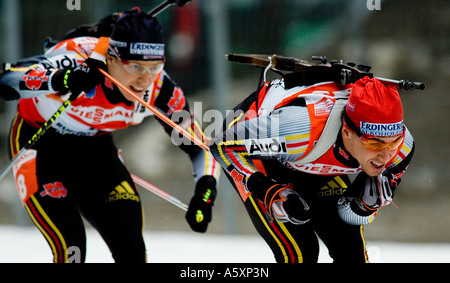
[0,8,220,263]
[210,75,415,263]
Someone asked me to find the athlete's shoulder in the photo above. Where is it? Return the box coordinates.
[42,37,100,68]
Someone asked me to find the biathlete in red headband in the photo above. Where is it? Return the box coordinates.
[210,75,414,263]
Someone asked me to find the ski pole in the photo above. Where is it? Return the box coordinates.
[67,41,210,151]
[131,173,188,211]
[148,0,192,17]
[0,93,77,182]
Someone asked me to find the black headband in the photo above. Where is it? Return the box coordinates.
[343,111,361,136]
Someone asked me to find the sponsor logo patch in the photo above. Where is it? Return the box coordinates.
[130,42,164,57]
[41,182,68,198]
[106,181,140,203]
[245,137,287,156]
[360,121,403,136]
[20,69,50,91]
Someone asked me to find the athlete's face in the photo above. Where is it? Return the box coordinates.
[106,55,164,101]
[342,126,402,176]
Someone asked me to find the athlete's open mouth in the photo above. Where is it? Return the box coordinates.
[371,161,384,169]
[130,86,144,94]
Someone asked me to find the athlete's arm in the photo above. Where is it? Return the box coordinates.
[210,105,311,183]
[0,38,100,100]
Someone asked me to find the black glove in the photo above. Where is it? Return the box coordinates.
[185,175,217,233]
[337,196,377,225]
[266,185,310,224]
[346,171,397,211]
[337,171,398,225]
[52,58,106,95]
[247,172,310,225]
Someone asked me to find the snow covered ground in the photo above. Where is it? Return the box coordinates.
[0,225,449,263]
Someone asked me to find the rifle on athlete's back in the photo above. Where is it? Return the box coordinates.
[226,54,425,91]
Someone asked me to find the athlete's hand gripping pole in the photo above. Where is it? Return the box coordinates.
[185,175,216,232]
[67,40,209,152]
[132,174,217,233]
[247,172,311,225]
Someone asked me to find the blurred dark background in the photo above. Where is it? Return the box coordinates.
[0,0,449,243]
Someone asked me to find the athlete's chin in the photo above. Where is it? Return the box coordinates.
[120,90,143,102]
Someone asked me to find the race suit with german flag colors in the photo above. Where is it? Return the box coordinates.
[209,78,415,263]
[0,36,220,263]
